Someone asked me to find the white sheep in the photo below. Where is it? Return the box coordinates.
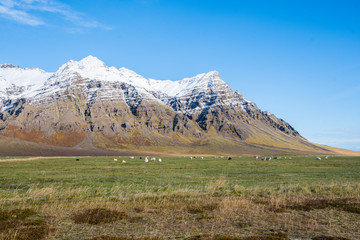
[316,157,321,161]
[144,158,149,163]
[190,157,193,159]
[151,157,156,161]
[158,158,162,162]
[130,156,134,159]
[122,160,126,163]
[325,156,328,159]
[201,157,204,159]
[113,158,118,161]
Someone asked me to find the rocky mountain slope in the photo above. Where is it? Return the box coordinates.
[0,56,335,155]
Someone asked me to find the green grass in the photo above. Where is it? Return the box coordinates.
[0,156,360,239]
[1,156,359,196]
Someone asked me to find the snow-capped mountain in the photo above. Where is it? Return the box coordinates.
[0,64,52,99]
[1,56,253,111]
[0,56,329,155]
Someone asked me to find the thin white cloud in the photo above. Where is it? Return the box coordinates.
[0,3,44,25]
[0,0,109,29]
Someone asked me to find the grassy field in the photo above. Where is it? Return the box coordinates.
[0,156,360,240]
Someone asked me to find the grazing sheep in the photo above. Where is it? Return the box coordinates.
[158,158,162,162]
[122,160,126,163]
[325,156,328,159]
[316,157,321,161]
[144,158,149,163]
[151,157,156,161]
[76,158,80,161]
[139,157,142,159]
[130,156,134,159]
[228,157,232,160]
[201,157,204,159]
[190,157,193,159]
[255,156,259,159]
[114,158,118,161]
[261,157,265,161]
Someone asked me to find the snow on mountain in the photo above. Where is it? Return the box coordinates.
[0,56,254,113]
[54,56,121,83]
[0,64,52,99]
[147,71,220,97]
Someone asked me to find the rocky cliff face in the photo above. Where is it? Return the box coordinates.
[0,56,326,154]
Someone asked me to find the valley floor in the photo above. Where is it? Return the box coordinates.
[0,156,360,240]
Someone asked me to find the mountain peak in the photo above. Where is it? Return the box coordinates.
[206,70,219,76]
[79,55,106,67]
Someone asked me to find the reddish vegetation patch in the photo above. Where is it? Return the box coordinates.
[4,126,44,143]
[3,126,85,147]
[46,131,86,147]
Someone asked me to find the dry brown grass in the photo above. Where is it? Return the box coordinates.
[0,208,53,240]
[1,193,359,239]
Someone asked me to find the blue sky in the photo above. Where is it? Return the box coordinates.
[0,0,359,151]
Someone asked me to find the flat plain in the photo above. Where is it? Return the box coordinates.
[0,156,360,240]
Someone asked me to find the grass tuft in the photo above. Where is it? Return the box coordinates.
[87,236,132,240]
[0,208,51,240]
[188,202,218,214]
[0,220,20,232]
[185,232,288,240]
[311,236,351,240]
[0,209,37,221]
[235,221,250,228]
[286,198,360,214]
[0,225,53,240]
[87,236,163,240]
[72,208,127,225]
[242,231,289,240]
[289,199,329,211]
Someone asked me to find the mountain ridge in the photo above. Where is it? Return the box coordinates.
[0,56,346,156]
